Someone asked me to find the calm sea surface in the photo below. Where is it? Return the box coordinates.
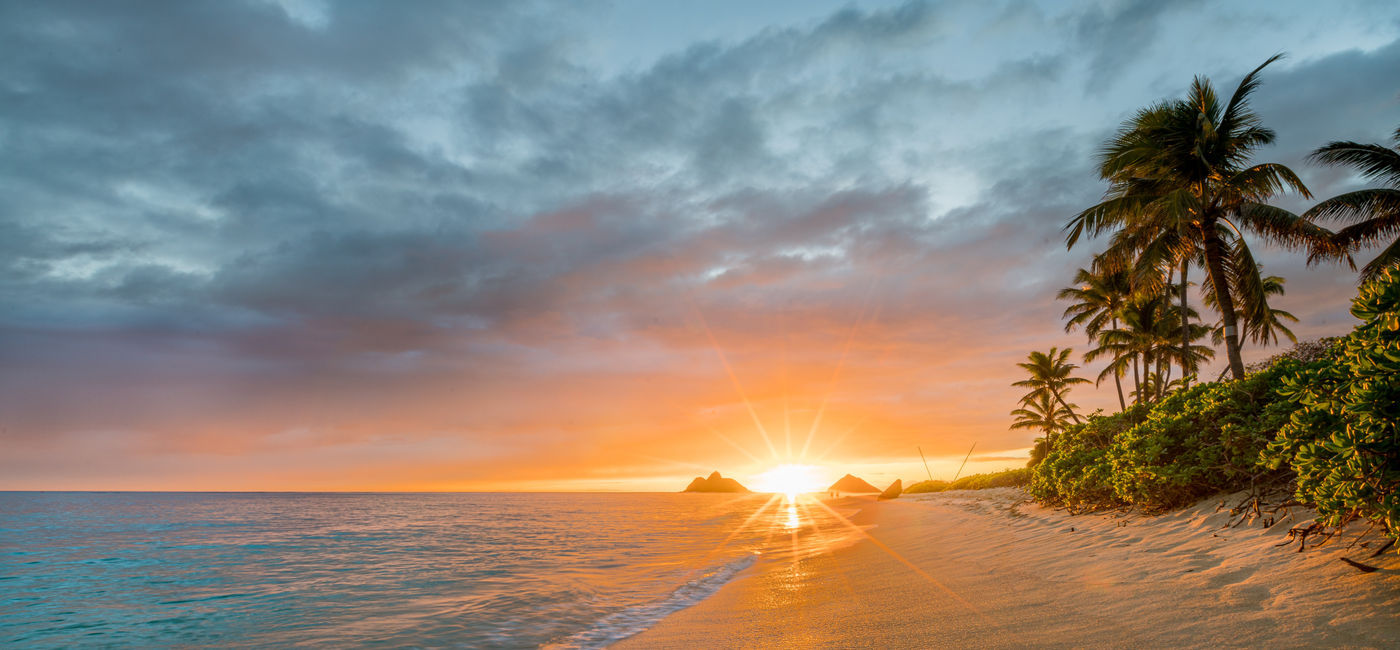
[0,492,863,648]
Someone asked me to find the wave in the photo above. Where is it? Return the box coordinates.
[545,553,758,649]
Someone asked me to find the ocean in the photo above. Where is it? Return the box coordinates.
[0,492,865,648]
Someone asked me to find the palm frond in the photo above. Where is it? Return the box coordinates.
[1234,202,1333,249]
[1307,141,1400,187]
[1359,235,1400,284]
[1218,54,1283,148]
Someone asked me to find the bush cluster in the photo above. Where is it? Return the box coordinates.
[1107,365,1297,511]
[1029,360,1303,512]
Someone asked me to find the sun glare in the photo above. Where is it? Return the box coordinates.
[754,464,825,498]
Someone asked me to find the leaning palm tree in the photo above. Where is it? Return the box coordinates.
[1058,264,1133,410]
[1066,55,1329,380]
[1305,125,1400,283]
[1013,348,1089,426]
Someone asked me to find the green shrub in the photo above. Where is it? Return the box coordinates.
[1028,407,1143,509]
[1264,268,1400,542]
[950,467,1032,490]
[902,479,949,494]
[1106,363,1297,512]
[903,468,1031,494]
[1028,362,1303,513]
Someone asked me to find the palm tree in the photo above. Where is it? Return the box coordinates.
[1305,125,1400,283]
[1089,288,1213,404]
[1013,348,1089,427]
[1065,55,1329,380]
[1010,392,1074,450]
[1058,265,1133,411]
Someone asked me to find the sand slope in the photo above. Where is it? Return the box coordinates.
[617,488,1400,649]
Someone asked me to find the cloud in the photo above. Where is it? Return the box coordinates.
[1071,0,1200,92]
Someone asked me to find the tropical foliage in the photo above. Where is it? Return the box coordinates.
[1264,268,1400,540]
[1027,269,1400,544]
[1010,57,1400,551]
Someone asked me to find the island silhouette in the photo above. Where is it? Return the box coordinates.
[683,471,750,493]
[827,474,880,494]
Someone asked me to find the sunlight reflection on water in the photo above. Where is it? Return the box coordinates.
[784,502,801,530]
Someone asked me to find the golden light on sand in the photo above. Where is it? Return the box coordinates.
[753,464,825,498]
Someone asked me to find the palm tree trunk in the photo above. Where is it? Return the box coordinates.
[1051,389,1082,425]
[1110,316,1126,412]
[1142,350,1150,403]
[1132,352,1142,405]
[1161,267,1172,402]
[1151,351,1162,402]
[1179,260,1190,388]
[1202,223,1246,379]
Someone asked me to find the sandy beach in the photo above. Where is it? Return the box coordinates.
[618,489,1400,649]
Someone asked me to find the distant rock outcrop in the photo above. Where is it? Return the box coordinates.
[878,479,902,500]
[684,471,750,493]
[827,474,880,494]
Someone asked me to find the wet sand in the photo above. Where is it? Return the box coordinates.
[617,488,1400,649]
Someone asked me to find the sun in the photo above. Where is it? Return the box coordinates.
[753,464,826,498]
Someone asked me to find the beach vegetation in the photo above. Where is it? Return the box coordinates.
[1029,268,1400,542]
[1263,268,1400,542]
[1016,58,1400,551]
[1027,406,1143,510]
[1028,361,1298,512]
[904,468,1032,494]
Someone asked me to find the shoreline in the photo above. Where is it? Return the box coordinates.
[616,488,1400,648]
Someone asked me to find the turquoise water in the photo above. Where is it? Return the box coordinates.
[0,492,860,648]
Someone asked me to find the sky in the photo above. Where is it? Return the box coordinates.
[2,0,1398,491]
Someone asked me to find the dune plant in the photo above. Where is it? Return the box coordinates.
[1264,268,1400,543]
